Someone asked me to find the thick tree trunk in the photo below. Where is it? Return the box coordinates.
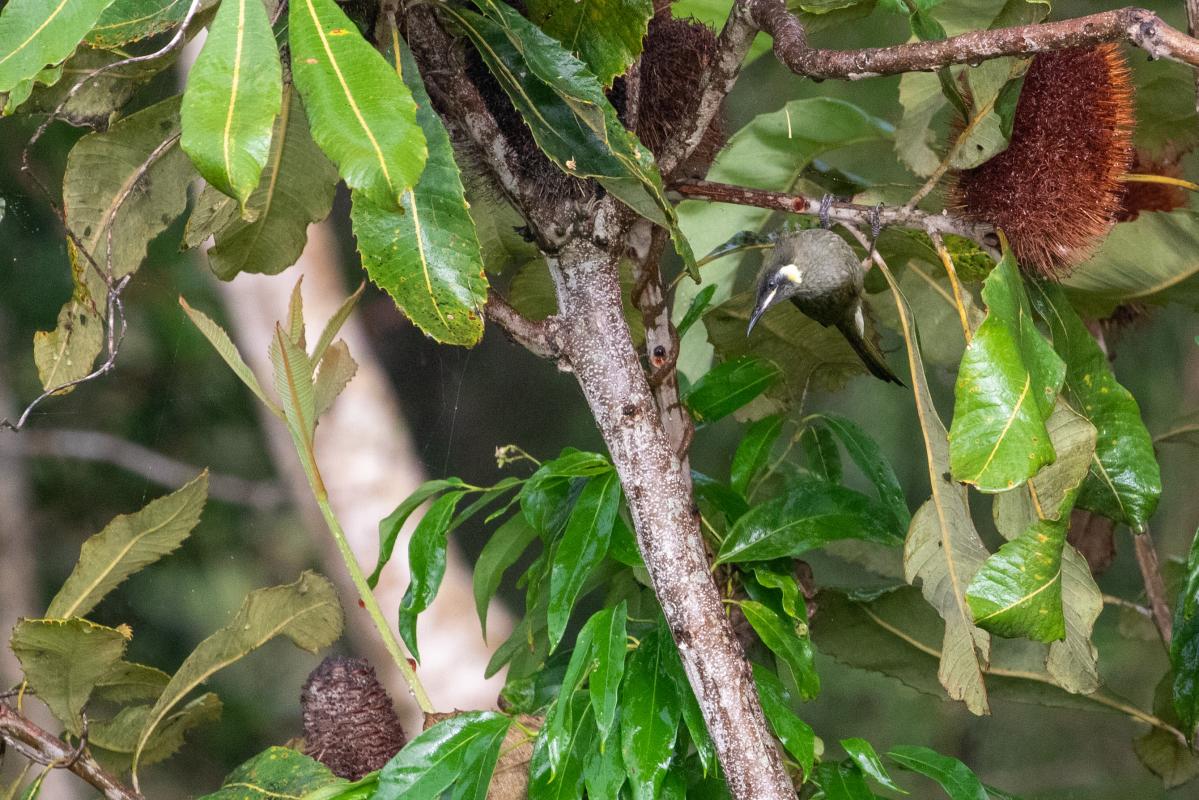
[548,199,792,800]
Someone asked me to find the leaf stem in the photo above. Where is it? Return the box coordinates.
[929,231,974,343]
[313,493,435,713]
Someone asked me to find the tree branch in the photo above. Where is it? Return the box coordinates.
[547,196,793,800]
[751,1,1199,80]
[673,179,999,250]
[484,291,564,362]
[0,702,142,800]
[1132,528,1173,647]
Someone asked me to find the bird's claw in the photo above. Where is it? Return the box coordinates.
[818,194,834,230]
[869,203,883,241]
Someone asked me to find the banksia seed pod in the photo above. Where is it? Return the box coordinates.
[952,45,1134,278]
[300,656,406,780]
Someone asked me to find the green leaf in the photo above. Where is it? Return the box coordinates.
[21,45,170,128]
[398,491,469,662]
[10,618,128,733]
[966,518,1067,642]
[63,95,195,310]
[90,693,222,768]
[369,477,468,587]
[541,617,596,777]
[180,297,279,414]
[529,695,590,800]
[1172,529,1199,738]
[752,664,816,777]
[181,0,282,206]
[800,424,842,484]
[198,747,344,800]
[86,0,191,48]
[1031,283,1161,530]
[810,413,911,529]
[94,660,171,703]
[351,38,488,346]
[584,721,626,799]
[717,478,903,564]
[842,738,906,793]
[269,322,318,487]
[589,601,628,742]
[548,472,620,650]
[949,250,1065,491]
[1045,545,1103,694]
[888,746,987,800]
[731,414,784,496]
[47,471,208,619]
[0,0,116,92]
[816,762,874,800]
[288,0,425,209]
[185,87,339,279]
[526,0,652,86]
[621,625,681,800]
[684,356,782,424]
[32,283,103,393]
[312,340,357,418]
[753,562,807,624]
[739,600,819,699]
[473,514,538,639]
[661,622,715,775]
[676,284,716,340]
[448,0,694,272]
[520,450,612,534]
[877,260,990,715]
[1136,674,1199,790]
[133,572,343,773]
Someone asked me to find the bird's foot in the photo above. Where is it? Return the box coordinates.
[818,194,834,229]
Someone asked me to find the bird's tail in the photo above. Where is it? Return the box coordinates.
[836,314,904,386]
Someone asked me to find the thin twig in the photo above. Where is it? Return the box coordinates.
[1132,528,1173,646]
[484,291,564,362]
[6,429,285,510]
[751,1,1199,79]
[0,702,142,800]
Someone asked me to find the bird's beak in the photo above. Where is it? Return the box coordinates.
[746,288,776,336]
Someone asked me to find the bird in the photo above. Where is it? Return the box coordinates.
[747,227,903,385]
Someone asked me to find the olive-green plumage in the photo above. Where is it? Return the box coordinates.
[748,229,902,385]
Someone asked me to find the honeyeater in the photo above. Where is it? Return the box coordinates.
[747,228,903,385]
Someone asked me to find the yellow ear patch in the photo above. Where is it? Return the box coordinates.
[778,263,804,284]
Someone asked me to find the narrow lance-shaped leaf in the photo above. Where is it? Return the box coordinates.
[526,0,653,87]
[841,738,907,794]
[541,614,598,776]
[181,0,282,206]
[877,257,991,715]
[753,664,816,777]
[132,572,343,775]
[288,0,426,209]
[0,0,116,92]
[398,490,469,662]
[185,87,339,280]
[684,356,782,424]
[529,695,591,800]
[1172,528,1199,739]
[47,472,208,619]
[473,514,539,639]
[730,414,784,497]
[375,712,511,799]
[10,618,128,734]
[887,746,988,800]
[270,321,319,488]
[369,477,469,587]
[621,625,682,800]
[810,413,911,529]
[180,297,280,415]
[661,622,716,775]
[590,601,628,744]
[351,36,488,346]
[949,248,1066,491]
[548,471,621,650]
[801,424,842,484]
[740,600,820,699]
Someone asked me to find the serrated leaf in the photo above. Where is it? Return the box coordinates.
[1031,283,1161,531]
[91,693,221,767]
[133,572,343,773]
[548,471,620,650]
[473,514,539,640]
[94,660,170,703]
[949,250,1065,491]
[22,46,170,128]
[740,600,820,699]
[397,490,468,662]
[717,478,903,564]
[47,471,208,619]
[753,664,815,777]
[288,0,425,209]
[181,0,282,206]
[684,356,781,424]
[63,95,195,310]
[198,747,344,800]
[33,291,103,394]
[0,0,116,93]
[526,0,652,87]
[86,0,191,48]
[180,296,279,414]
[312,339,357,418]
[187,87,338,279]
[730,414,784,497]
[888,746,987,800]
[878,258,990,714]
[376,712,511,799]
[10,618,128,733]
[621,625,681,800]
[269,322,317,483]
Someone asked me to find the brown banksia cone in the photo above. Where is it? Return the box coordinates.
[952,45,1135,278]
[300,656,407,780]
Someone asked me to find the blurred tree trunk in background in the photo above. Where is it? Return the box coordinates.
[211,223,510,732]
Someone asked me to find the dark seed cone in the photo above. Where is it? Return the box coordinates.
[300,656,406,780]
[632,14,725,179]
[952,45,1134,278]
[1116,150,1190,222]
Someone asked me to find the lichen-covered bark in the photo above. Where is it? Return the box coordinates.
[547,199,792,800]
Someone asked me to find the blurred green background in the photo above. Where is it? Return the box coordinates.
[2,0,1199,796]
